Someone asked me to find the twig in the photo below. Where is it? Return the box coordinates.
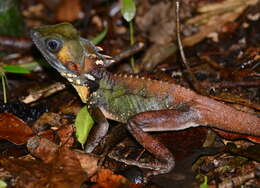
[176,1,204,94]
[104,42,145,67]
[204,80,260,89]
[210,94,260,111]
[20,82,66,104]
[1,74,7,103]
[0,35,32,52]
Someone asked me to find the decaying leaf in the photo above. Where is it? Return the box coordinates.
[0,136,102,188]
[91,169,144,188]
[55,0,82,22]
[56,124,75,147]
[0,113,34,145]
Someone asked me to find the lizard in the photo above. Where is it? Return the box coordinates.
[30,22,260,176]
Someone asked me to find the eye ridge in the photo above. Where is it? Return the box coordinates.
[45,38,62,53]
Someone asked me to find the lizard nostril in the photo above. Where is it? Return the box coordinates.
[30,29,39,38]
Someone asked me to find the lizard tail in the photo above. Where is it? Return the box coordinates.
[193,96,260,137]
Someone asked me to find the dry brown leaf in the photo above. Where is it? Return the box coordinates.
[0,113,34,145]
[0,155,87,188]
[55,0,82,22]
[57,124,74,147]
[214,129,260,144]
[0,136,101,187]
[91,169,144,188]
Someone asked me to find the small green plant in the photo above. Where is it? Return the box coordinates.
[120,0,136,71]
[0,180,7,188]
[0,64,31,103]
[74,106,94,149]
[90,23,108,45]
[200,176,208,188]
[0,72,7,103]
[3,65,31,74]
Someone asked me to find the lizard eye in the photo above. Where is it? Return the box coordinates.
[45,39,62,53]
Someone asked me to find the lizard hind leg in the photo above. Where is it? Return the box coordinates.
[127,120,175,177]
[109,108,201,177]
[108,119,175,177]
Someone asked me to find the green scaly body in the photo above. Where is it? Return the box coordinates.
[89,72,176,123]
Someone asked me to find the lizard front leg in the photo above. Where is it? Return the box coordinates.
[85,107,109,153]
[110,107,201,176]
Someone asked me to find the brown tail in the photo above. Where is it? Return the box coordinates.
[193,96,260,136]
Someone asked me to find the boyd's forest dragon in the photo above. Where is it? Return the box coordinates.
[31,23,260,176]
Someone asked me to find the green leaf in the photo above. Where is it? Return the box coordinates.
[3,65,30,74]
[200,176,208,188]
[19,61,42,71]
[75,106,94,148]
[0,180,7,188]
[121,0,136,22]
[90,24,108,45]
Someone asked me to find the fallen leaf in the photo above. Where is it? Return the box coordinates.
[0,156,86,188]
[0,113,34,145]
[0,136,101,188]
[32,112,62,133]
[214,129,260,144]
[27,136,100,178]
[91,169,144,188]
[56,124,74,147]
[55,0,82,22]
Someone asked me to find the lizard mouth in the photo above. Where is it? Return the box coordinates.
[60,71,83,85]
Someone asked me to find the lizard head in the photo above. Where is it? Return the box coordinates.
[31,22,109,94]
